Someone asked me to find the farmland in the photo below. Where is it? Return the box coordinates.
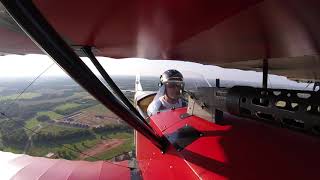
[0,92,41,101]
[0,76,139,161]
[54,103,81,112]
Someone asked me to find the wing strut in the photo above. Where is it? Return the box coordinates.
[262,58,268,90]
[0,0,167,151]
[260,58,269,105]
[81,46,150,125]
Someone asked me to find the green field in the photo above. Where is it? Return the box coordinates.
[71,92,95,100]
[54,103,81,112]
[25,111,63,134]
[0,92,41,101]
[2,146,24,154]
[27,124,96,157]
[38,111,63,120]
[108,132,133,139]
[0,76,137,161]
[85,132,134,161]
[87,104,107,112]
[38,124,83,135]
[25,118,40,131]
[86,104,112,114]
[27,132,133,158]
[26,130,134,161]
[27,134,101,158]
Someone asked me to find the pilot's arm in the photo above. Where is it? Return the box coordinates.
[147,99,162,116]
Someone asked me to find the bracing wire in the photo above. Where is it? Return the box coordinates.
[0,62,135,169]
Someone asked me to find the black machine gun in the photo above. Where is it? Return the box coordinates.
[186,85,320,136]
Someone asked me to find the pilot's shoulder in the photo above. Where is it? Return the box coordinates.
[147,99,163,116]
[148,99,162,109]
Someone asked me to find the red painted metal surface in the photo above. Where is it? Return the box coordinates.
[136,131,200,180]
[137,108,320,179]
[149,108,185,134]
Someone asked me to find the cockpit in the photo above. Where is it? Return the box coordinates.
[135,72,211,118]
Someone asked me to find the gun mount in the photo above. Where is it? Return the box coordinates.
[187,86,320,136]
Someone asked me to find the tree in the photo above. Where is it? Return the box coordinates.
[37,115,51,122]
[0,121,28,148]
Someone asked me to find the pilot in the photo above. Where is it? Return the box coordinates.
[147,69,187,116]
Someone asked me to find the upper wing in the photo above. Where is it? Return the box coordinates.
[0,1,319,80]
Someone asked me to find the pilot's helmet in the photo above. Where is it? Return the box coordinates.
[160,69,184,86]
[159,70,185,101]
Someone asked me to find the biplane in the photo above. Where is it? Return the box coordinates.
[0,0,320,179]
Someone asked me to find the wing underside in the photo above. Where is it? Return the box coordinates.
[0,0,319,81]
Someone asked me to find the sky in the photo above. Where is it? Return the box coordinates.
[0,54,251,78]
[0,54,312,88]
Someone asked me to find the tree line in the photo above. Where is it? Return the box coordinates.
[92,124,133,134]
[33,129,92,144]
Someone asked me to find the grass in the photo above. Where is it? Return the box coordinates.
[25,118,40,131]
[27,126,98,157]
[2,95,133,161]
[54,103,81,112]
[85,137,134,161]
[26,131,134,160]
[85,132,134,161]
[28,136,100,157]
[87,104,106,112]
[71,92,95,100]
[108,132,133,139]
[24,111,63,136]
[27,133,102,158]
[37,111,63,120]
[86,104,112,114]
[2,146,24,154]
[38,124,83,135]
[25,119,81,138]
[0,92,41,101]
